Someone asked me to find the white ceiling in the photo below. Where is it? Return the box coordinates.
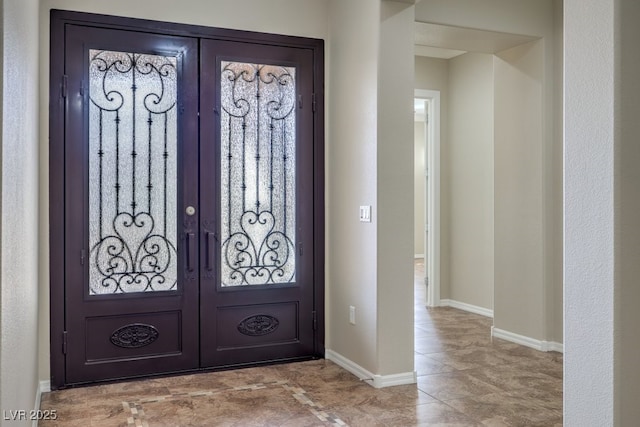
[414,22,538,59]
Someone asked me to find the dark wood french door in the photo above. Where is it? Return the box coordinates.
[50,11,324,388]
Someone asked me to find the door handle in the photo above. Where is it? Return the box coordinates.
[205,232,217,271]
[186,232,196,272]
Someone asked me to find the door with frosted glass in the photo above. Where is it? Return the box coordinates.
[199,40,316,366]
[63,25,200,383]
[54,13,322,388]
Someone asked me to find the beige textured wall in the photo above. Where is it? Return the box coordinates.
[38,0,330,382]
[493,40,545,340]
[326,0,379,372]
[377,0,414,376]
[0,0,3,305]
[564,0,615,421]
[414,56,449,299]
[552,0,563,344]
[1,0,40,423]
[41,0,329,37]
[618,0,640,422]
[416,0,554,37]
[448,52,494,311]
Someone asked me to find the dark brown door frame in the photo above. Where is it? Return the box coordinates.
[49,9,325,390]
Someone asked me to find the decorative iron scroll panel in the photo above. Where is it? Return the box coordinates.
[88,49,178,295]
[220,62,297,287]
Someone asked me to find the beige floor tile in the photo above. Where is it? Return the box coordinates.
[414,353,457,376]
[417,371,503,401]
[37,260,562,426]
[463,366,562,394]
[379,401,482,426]
[445,391,562,426]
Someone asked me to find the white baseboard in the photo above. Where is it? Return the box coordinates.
[40,380,51,394]
[414,254,425,259]
[325,349,416,388]
[543,341,564,353]
[32,380,50,427]
[33,385,41,427]
[491,327,564,353]
[440,299,493,318]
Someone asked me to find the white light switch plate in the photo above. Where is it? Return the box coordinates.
[359,205,371,222]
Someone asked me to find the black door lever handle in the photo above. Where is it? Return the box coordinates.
[186,232,196,271]
[206,231,217,271]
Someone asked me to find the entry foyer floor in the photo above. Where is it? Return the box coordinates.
[39,261,563,426]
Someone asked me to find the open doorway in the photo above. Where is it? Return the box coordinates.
[414,90,440,308]
[413,21,540,322]
[412,18,561,350]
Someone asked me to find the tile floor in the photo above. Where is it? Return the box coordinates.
[39,261,563,426]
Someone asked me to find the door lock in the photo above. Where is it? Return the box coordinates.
[185,206,196,216]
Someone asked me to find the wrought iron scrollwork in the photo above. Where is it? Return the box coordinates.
[88,50,178,294]
[220,62,297,287]
[237,314,280,336]
[110,323,159,348]
[91,212,176,293]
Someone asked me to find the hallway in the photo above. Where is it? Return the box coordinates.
[38,262,562,426]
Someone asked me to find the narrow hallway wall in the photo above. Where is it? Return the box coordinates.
[448,52,494,312]
[1,0,41,423]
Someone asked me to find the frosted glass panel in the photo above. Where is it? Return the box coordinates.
[220,61,297,286]
[88,50,178,294]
